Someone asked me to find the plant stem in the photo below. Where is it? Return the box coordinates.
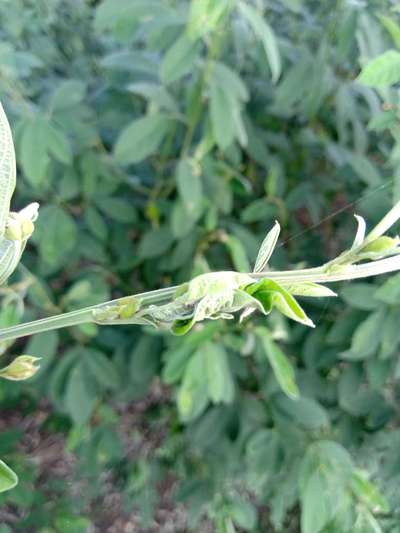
[252,254,400,283]
[0,285,178,343]
[366,200,400,241]
[1,250,400,344]
[323,199,400,268]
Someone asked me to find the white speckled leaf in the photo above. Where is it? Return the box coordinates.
[0,240,15,284]
[0,103,16,237]
[0,239,24,286]
[280,282,337,298]
[254,221,280,272]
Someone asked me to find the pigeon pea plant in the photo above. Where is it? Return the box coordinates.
[2,96,400,498]
[1,99,400,364]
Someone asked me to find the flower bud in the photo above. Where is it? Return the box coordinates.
[4,217,22,241]
[21,219,35,238]
[0,356,41,381]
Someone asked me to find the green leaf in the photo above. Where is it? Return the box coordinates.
[94,0,168,34]
[357,50,400,87]
[228,496,257,531]
[374,272,400,303]
[85,206,108,241]
[345,309,385,359]
[347,153,382,186]
[256,328,299,399]
[20,116,50,186]
[209,62,248,149]
[83,348,119,390]
[129,336,160,391]
[54,516,92,533]
[50,80,86,110]
[378,14,400,49]
[127,82,178,112]
[65,362,97,426]
[210,82,236,149]
[188,0,232,39]
[205,343,234,404]
[160,33,200,85]
[379,308,400,358]
[368,110,397,131]
[176,158,203,214]
[246,429,281,474]
[354,511,383,533]
[212,62,249,103]
[162,344,193,385]
[46,124,72,164]
[0,459,18,493]
[177,350,209,422]
[299,440,353,533]
[238,1,281,82]
[299,440,353,491]
[95,197,137,223]
[225,235,250,272]
[340,283,380,310]
[351,470,389,513]
[274,395,329,429]
[114,113,170,164]
[301,469,336,533]
[138,226,174,259]
[33,205,77,269]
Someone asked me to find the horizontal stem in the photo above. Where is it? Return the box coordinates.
[252,255,400,283]
[0,285,178,343]
[1,253,400,344]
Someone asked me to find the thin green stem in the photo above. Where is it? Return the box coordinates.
[2,253,400,344]
[325,199,400,268]
[0,285,178,343]
[251,254,400,283]
[366,199,400,241]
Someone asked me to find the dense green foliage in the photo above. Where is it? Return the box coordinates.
[1,0,400,531]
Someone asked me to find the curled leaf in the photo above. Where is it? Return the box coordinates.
[245,278,315,327]
[351,214,366,249]
[172,290,236,335]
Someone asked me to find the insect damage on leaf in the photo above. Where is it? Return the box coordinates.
[136,270,318,335]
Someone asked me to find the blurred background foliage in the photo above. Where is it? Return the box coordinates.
[1,0,400,531]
